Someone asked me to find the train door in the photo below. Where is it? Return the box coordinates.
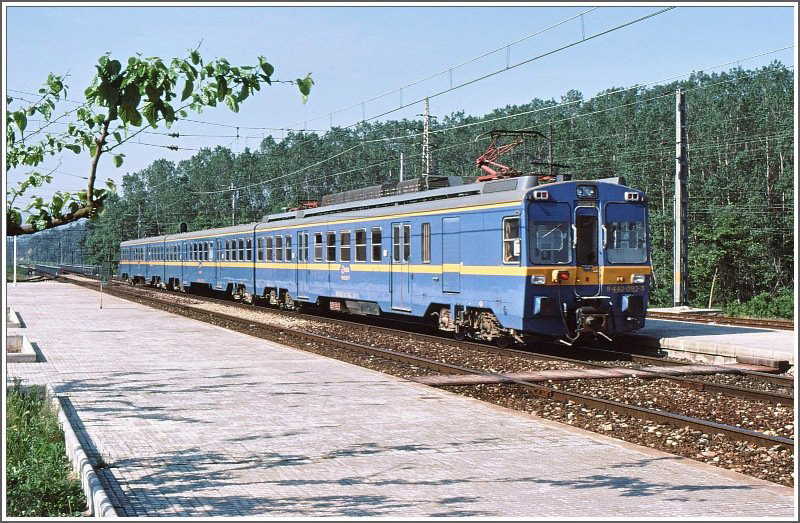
[442,217,461,293]
[181,241,187,285]
[214,239,222,289]
[573,206,601,296]
[145,245,151,282]
[391,222,411,310]
[297,231,311,299]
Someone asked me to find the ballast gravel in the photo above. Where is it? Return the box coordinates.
[89,282,796,487]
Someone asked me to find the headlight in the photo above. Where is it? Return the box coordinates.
[631,274,646,284]
[576,185,597,199]
[531,275,546,285]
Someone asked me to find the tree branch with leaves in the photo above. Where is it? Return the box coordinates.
[6,48,313,235]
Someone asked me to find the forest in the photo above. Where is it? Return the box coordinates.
[15,62,795,317]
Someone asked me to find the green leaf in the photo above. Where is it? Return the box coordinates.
[105,179,117,193]
[7,208,22,226]
[296,75,314,104]
[13,111,27,132]
[113,154,124,167]
[142,102,158,127]
[259,59,274,78]
[181,78,194,101]
[107,59,121,77]
[225,94,239,113]
[161,103,175,124]
[191,50,200,65]
[113,132,122,143]
[65,144,81,154]
[217,77,227,101]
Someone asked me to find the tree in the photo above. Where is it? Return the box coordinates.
[6,47,313,235]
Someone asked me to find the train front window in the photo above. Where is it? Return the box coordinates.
[529,202,571,264]
[605,203,647,264]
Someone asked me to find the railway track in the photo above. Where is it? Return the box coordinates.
[57,274,793,451]
[104,276,796,395]
[648,311,794,331]
[57,271,794,398]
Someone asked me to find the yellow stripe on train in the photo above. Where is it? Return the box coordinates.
[121,261,651,283]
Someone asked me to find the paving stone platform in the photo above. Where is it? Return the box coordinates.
[5,282,795,517]
[629,319,796,368]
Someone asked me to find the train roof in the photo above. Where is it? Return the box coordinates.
[122,175,633,245]
[253,176,538,230]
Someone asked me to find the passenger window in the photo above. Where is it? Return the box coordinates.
[503,217,521,263]
[303,232,309,262]
[355,229,366,262]
[326,232,336,261]
[266,236,273,261]
[421,223,431,263]
[392,224,401,262]
[340,231,351,262]
[285,235,292,261]
[257,238,264,261]
[314,233,323,262]
[246,238,252,261]
[297,234,303,262]
[403,224,411,262]
[208,242,213,261]
[275,236,283,261]
[371,227,382,262]
[238,238,245,261]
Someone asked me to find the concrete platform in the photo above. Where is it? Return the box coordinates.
[629,319,796,368]
[4,282,795,517]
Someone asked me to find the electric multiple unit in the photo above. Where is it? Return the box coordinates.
[120,175,651,344]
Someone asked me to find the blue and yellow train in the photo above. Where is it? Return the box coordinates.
[120,175,651,344]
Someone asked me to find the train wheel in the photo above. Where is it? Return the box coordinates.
[494,335,512,349]
[283,293,295,311]
[453,328,466,342]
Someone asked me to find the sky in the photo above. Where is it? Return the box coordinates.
[4,3,797,209]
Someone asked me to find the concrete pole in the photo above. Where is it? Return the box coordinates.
[673,89,689,306]
[231,182,236,226]
[399,152,404,182]
[422,98,430,189]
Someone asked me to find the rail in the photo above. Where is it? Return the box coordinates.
[56,274,795,449]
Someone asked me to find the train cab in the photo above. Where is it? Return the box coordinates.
[524,178,650,342]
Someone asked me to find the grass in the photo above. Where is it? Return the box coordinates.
[723,289,795,320]
[6,382,86,517]
[5,264,31,283]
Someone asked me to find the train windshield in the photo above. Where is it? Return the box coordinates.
[529,202,572,264]
[605,203,647,263]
